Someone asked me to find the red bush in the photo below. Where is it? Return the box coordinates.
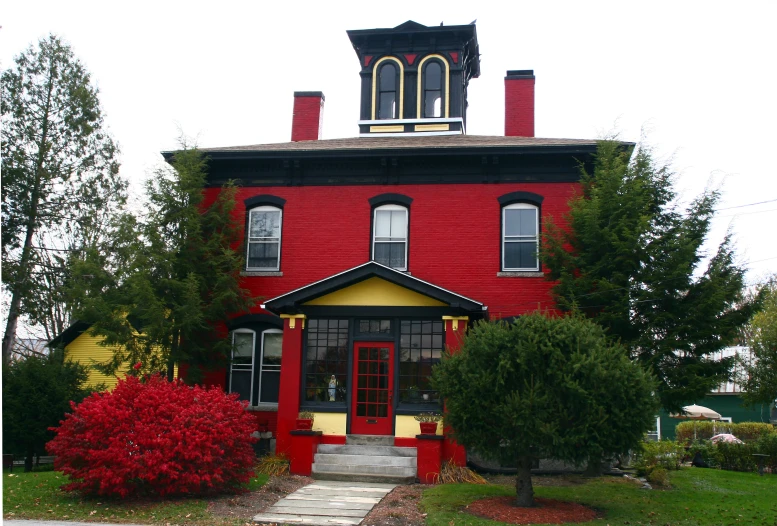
[47,374,257,497]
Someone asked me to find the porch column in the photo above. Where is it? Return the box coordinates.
[441,315,469,466]
[276,314,306,455]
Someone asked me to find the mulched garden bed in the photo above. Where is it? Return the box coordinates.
[467,496,599,524]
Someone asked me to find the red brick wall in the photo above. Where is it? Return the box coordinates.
[206,181,577,320]
[505,76,535,137]
[291,94,324,141]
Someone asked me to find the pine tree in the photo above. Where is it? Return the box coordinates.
[73,146,253,381]
[543,141,758,412]
[433,315,657,507]
[1,35,126,362]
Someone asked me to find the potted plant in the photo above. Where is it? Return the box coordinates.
[296,411,315,430]
[414,412,442,435]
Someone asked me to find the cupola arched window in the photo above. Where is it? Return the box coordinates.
[378,62,398,119]
[422,61,443,118]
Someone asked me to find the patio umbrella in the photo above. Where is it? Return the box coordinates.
[670,405,722,439]
[710,433,744,444]
[669,404,722,420]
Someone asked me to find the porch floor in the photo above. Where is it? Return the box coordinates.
[253,480,396,525]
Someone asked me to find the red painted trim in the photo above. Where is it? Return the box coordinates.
[319,435,347,445]
[404,53,417,65]
[449,52,459,64]
[351,341,394,435]
[364,55,373,67]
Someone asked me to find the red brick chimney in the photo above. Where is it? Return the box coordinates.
[291,91,325,141]
[504,70,535,137]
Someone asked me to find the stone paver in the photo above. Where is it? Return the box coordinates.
[253,480,396,525]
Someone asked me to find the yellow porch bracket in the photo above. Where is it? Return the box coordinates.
[280,314,307,330]
[442,316,469,332]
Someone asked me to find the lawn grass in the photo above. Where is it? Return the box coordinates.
[2,468,269,525]
[422,468,777,525]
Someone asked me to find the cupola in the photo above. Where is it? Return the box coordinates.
[347,20,480,137]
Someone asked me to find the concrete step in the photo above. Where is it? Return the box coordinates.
[313,463,416,477]
[318,444,417,457]
[310,470,415,484]
[346,435,394,446]
[314,453,416,468]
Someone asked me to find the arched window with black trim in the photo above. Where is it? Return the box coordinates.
[502,203,540,271]
[246,205,282,270]
[422,60,443,118]
[373,204,408,270]
[378,62,398,119]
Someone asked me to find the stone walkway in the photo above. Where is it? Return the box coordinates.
[253,480,396,525]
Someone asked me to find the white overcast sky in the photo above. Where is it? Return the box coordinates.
[2,0,776,283]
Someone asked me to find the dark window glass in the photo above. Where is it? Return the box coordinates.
[398,320,444,404]
[423,61,442,118]
[304,319,349,402]
[358,319,392,334]
[378,63,397,119]
[247,207,281,270]
[373,207,407,269]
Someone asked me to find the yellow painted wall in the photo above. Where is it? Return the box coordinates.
[64,331,127,389]
[304,277,447,307]
[312,412,347,435]
[395,415,441,437]
[64,330,177,390]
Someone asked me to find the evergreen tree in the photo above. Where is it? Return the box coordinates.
[1,35,126,362]
[73,146,253,381]
[433,315,657,507]
[542,141,758,412]
[2,349,91,472]
[740,277,777,408]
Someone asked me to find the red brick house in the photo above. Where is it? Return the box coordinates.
[171,20,615,481]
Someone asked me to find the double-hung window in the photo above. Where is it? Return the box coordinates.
[229,329,283,405]
[378,62,398,119]
[422,61,443,118]
[502,203,539,271]
[230,330,255,403]
[373,204,408,270]
[247,206,281,270]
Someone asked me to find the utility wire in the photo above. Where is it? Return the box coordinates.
[715,198,777,211]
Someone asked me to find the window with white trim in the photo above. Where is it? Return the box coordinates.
[258,330,282,403]
[502,203,539,271]
[373,204,408,270]
[229,329,283,405]
[230,330,255,403]
[247,206,281,270]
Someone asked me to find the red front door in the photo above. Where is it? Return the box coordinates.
[351,342,394,435]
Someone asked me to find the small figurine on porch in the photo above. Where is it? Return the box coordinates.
[328,375,337,401]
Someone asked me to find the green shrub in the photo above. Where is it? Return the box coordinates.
[755,433,777,472]
[715,442,757,472]
[687,440,719,468]
[646,466,669,486]
[675,421,776,444]
[635,440,685,475]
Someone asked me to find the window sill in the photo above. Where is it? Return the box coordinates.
[247,403,279,412]
[497,271,544,278]
[241,271,283,277]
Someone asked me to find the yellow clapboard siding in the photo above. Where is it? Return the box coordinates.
[64,330,177,390]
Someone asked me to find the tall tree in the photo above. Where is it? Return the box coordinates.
[740,277,777,408]
[2,349,92,472]
[73,146,253,381]
[433,315,657,507]
[1,35,126,364]
[542,140,758,412]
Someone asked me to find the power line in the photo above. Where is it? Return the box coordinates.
[716,198,777,211]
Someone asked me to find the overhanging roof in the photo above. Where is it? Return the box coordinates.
[262,261,484,315]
